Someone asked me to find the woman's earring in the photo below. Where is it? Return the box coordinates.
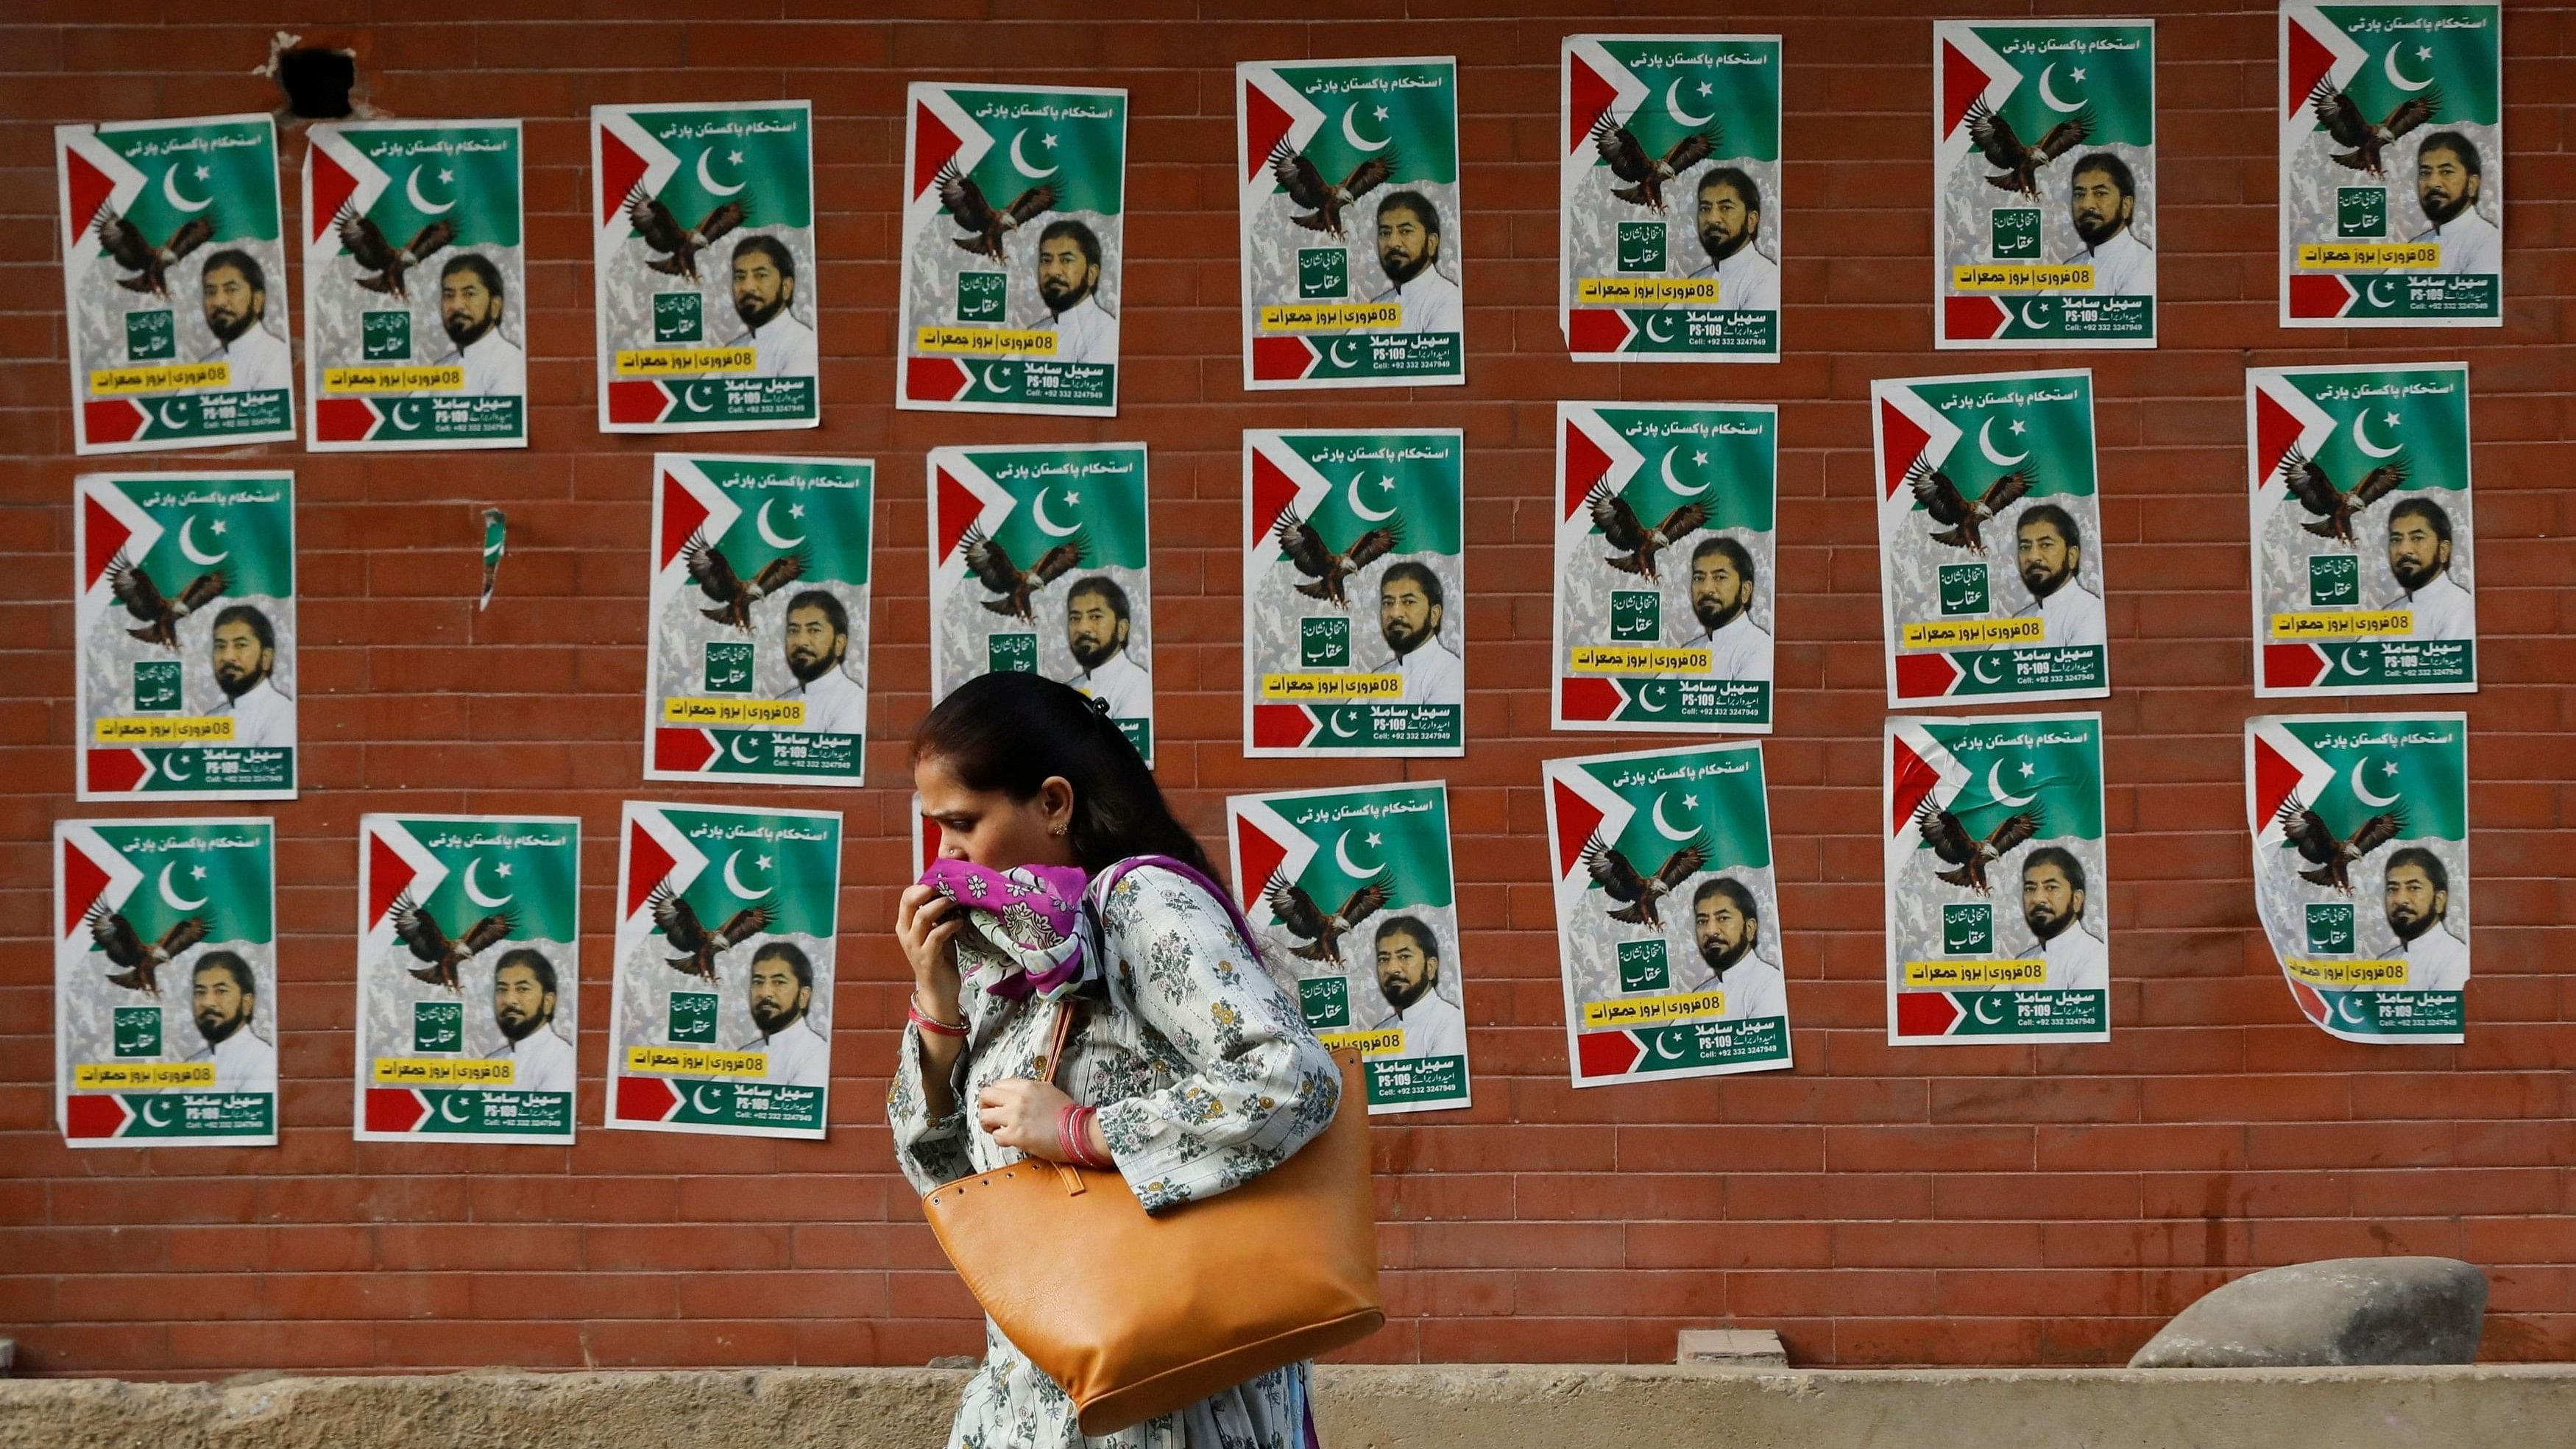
[1050,823,1069,837]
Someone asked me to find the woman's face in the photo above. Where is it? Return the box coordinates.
[915,756,1080,871]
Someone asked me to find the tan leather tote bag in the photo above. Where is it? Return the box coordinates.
[921,857,1383,1435]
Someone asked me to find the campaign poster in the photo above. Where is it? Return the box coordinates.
[55,818,277,1147]
[1885,712,2110,1046]
[896,82,1127,417]
[591,100,818,432]
[1553,402,1778,734]
[1561,35,1782,362]
[1237,57,1465,390]
[2248,361,2476,697]
[1228,782,1471,1114]
[1934,20,2156,348]
[644,453,874,787]
[2279,2,2502,327]
[355,813,581,1144]
[1542,740,1791,1086]
[2248,713,2468,1042]
[74,470,296,802]
[56,113,295,454]
[1243,428,1465,758]
[607,801,841,1138]
[927,443,1153,762]
[1872,368,2108,708]
[302,119,527,450]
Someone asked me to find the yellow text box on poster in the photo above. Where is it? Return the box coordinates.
[1317,1027,1405,1057]
[322,365,464,393]
[1568,645,1712,674]
[91,362,230,394]
[2285,957,2410,987]
[372,1057,516,1085]
[914,327,1059,357]
[1903,959,2046,988]
[1574,277,1719,305]
[614,346,755,377]
[2269,609,2413,641]
[663,696,805,727]
[1900,617,2045,650]
[624,1045,768,1079]
[2296,243,2440,271]
[1259,302,1401,332]
[74,1062,217,1088]
[1259,672,1401,701]
[1581,989,1726,1030]
[1952,264,2095,291]
[93,716,234,744]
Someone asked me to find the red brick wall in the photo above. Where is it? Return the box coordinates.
[4,2,2572,1378]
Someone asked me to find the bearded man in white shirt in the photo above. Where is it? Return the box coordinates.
[1686,535,1774,682]
[2384,497,2472,642]
[2065,152,2154,298]
[732,235,815,380]
[2410,132,2500,278]
[2015,504,2106,650]
[188,952,276,1094]
[208,603,293,748]
[1375,561,1462,706]
[1035,219,1118,365]
[1063,575,1150,723]
[2383,847,2468,993]
[437,253,525,398]
[774,590,866,735]
[741,941,829,1090]
[2022,846,2108,992]
[1369,191,1462,336]
[488,949,576,1095]
[1686,876,1787,1022]
[1685,168,1780,313]
[1369,915,1468,1063]
[199,249,291,394]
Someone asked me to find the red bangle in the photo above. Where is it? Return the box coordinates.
[1057,1102,1112,1170]
[909,999,968,1038]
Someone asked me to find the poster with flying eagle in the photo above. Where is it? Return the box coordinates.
[1228,781,1471,1114]
[927,443,1153,762]
[1885,712,2109,1046]
[1933,20,2156,349]
[55,817,277,1147]
[2248,361,2476,698]
[1543,740,1791,1087]
[1243,428,1465,758]
[74,470,296,803]
[56,113,295,454]
[2279,2,2502,327]
[897,82,1126,417]
[591,100,818,433]
[2248,713,2468,1042]
[1554,402,1778,734]
[1872,368,2108,708]
[1237,57,1465,390]
[1560,35,1782,363]
[302,120,526,450]
[356,814,581,1144]
[607,801,841,1138]
[645,453,875,787]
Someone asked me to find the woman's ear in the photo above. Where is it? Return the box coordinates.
[1040,776,1077,837]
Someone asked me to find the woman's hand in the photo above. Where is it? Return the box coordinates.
[896,884,964,1018]
[976,1077,1078,1161]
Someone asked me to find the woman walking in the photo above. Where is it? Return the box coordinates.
[891,673,1343,1448]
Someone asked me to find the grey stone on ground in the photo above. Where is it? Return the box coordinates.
[2130,1257,2487,1368]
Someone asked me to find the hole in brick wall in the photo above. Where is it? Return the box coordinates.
[274,46,357,120]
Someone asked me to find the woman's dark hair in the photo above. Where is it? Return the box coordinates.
[913,672,1218,881]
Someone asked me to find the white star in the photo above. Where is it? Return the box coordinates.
[1373,106,1389,121]
[1683,796,1699,810]
[1692,451,1708,466]
[2069,67,2087,83]
[194,165,209,180]
[1697,82,1713,98]
[756,854,773,871]
[729,149,744,165]
[439,168,454,184]
[495,861,512,877]
[2383,411,2400,428]
[191,865,208,879]
[2382,761,2399,778]
[1366,832,1383,849]
[2417,45,2432,61]
[1064,491,1080,506]
[209,519,227,535]
[2009,418,2028,436]
[789,503,805,519]
[1041,132,1060,149]
[2019,760,2036,778]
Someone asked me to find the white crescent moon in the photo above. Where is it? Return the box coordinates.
[1650,790,1695,842]
[158,862,208,910]
[682,382,715,413]
[161,755,193,782]
[696,149,746,196]
[1643,312,1676,342]
[1978,417,2029,467]
[389,401,423,432]
[1972,654,2005,684]
[2351,410,2400,459]
[1654,1032,1685,1060]
[757,497,806,548]
[729,734,758,763]
[462,858,513,907]
[1329,338,1362,368]
[690,1083,722,1114]
[178,516,227,565]
[405,166,454,215]
[721,849,772,900]
[1664,77,1715,127]
[2337,993,2370,1027]
[1334,829,1380,877]
[1328,708,1361,739]
[1031,488,1080,537]
[438,1094,470,1124]
[1634,683,1668,714]
[1340,104,1391,153]
[1987,759,2039,808]
[143,1098,173,1127]
[1975,994,2006,1024]
[2020,299,2050,330]
[2383,43,2432,93]
[162,165,212,213]
[1659,447,1710,497]
[2037,63,2084,113]
[2367,277,2401,308]
[157,400,189,431]
[2350,757,2401,808]
[980,363,1011,394]
[1008,129,1059,178]
[1347,473,1398,522]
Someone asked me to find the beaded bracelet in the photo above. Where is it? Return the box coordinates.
[908,997,969,1038]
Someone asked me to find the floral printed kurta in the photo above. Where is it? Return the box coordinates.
[891,863,1342,1449]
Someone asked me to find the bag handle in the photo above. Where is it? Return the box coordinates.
[1033,997,1087,1197]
